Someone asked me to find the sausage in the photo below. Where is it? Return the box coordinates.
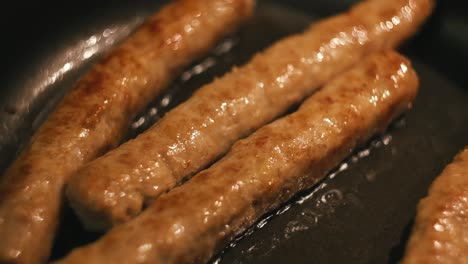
[54,50,420,264]
[401,147,468,264]
[0,1,254,263]
[65,0,434,231]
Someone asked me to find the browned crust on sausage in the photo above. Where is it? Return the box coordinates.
[0,1,253,263]
[402,147,468,264]
[54,50,420,264]
[66,0,434,231]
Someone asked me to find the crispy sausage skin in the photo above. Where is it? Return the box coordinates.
[54,50,420,264]
[0,1,254,263]
[66,0,434,231]
[402,147,468,264]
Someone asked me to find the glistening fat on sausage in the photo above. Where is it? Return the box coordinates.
[401,147,468,264]
[66,0,434,231]
[54,50,420,264]
[0,1,254,263]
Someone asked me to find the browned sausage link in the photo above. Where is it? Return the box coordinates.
[0,1,254,263]
[66,0,434,231]
[402,147,468,264]
[54,50,420,264]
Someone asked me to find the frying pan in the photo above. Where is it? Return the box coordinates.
[0,0,467,263]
